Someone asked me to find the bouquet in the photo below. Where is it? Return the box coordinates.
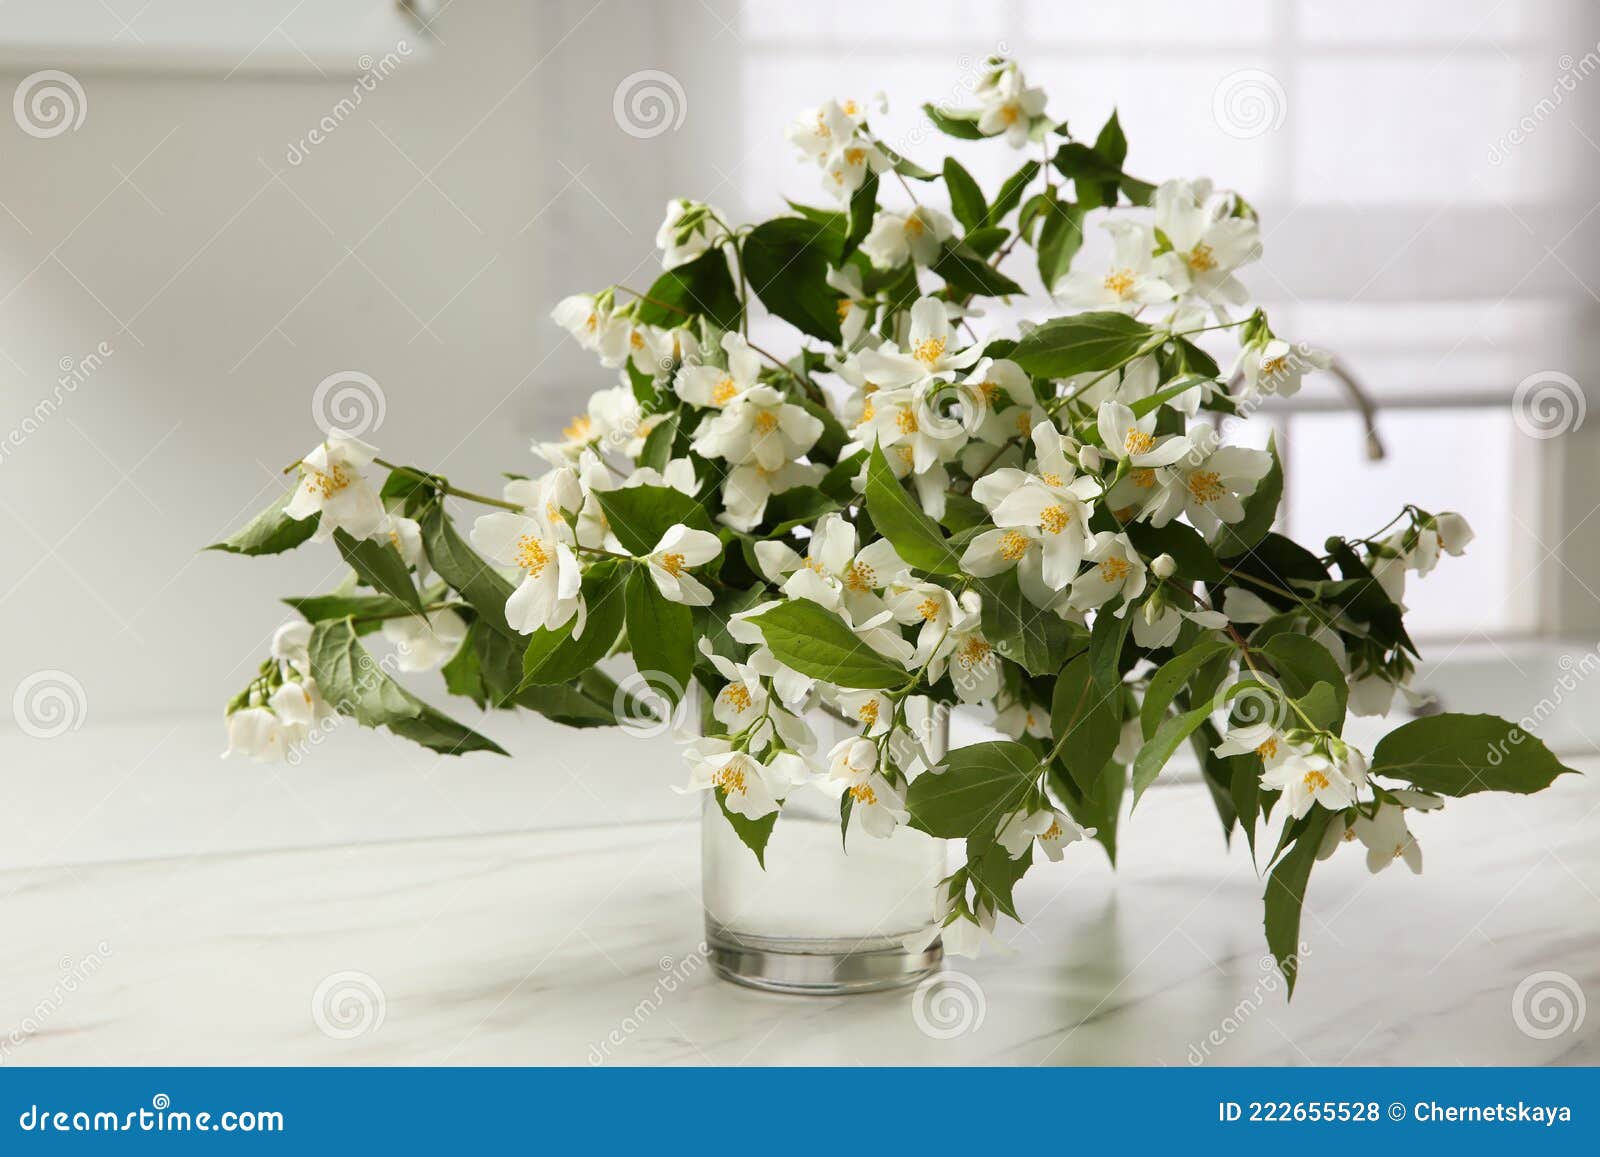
[212,59,1572,990]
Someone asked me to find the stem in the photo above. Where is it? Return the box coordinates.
[375,460,523,512]
[352,600,464,625]
[748,340,827,407]
[576,545,635,562]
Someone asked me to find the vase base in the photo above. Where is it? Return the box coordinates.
[706,928,942,995]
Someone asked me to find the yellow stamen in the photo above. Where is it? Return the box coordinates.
[1131,467,1156,489]
[837,298,853,321]
[1041,818,1062,840]
[515,535,550,577]
[844,146,866,165]
[903,214,926,238]
[1187,470,1225,504]
[1098,555,1131,583]
[1303,769,1331,792]
[563,415,593,443]
[721,683,753,713]
[1104,269,1136,298]
[999,530,1031,561]
[1185,242,1217,273]
[912,337,946,366]
[713,757,750,796]
[1039,505,1071,535]
[858,699,880,726]
[1123,428,1155,456]
[303,465,350,500]
[659,552,686,576]
[1040,472,1062,486]
[845,560,877,592]
[754,411,779,434]
[711,376,739,406]
[848,782,877,805]
[895,408,920,434]
[1256,737,1279,760]
[916,597,942,622]
[956,636,992,669]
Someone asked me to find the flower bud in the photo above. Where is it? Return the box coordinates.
[1151,553,1176,580]
[1078,446,1104,472]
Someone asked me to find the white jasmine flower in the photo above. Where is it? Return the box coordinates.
[285,430,386,542]
[1149,424,1273,540]
[786,99,862,164]
[378,513,427,579]
[1058,221,1179,307]
[846,773,909,838]
[719,459,826,533]
[1261,745,1367,819]
[1154,178,1262,310]
[884,579,960,667]
[827,265,874,348]
[691,385,824,470]
[704,648,771,735]
[837,689,895,737]
[965,357,1045,446]
[995,701,1052,740]
[828,735,879,783]
[551,292,628,362]
[271,620,313,674]
[824,138,890,198]
[852,386,968,475]
[1409,512,1474,576]
[469,510,582,635]
[939,897,997,958]
[1068,532,1148,611]
[381,607,468,672]
[974,64,1047,146]
[860,207,954,270]
[535,384,639,466]
[857,297,986,385]
[1351,801,1423,874]
[1096,400,1193,468]
[654,198,728,270]
[929,594,1002,703]
[223,706,286,762]
[996,806,1092,861]
[758,514,910,623]
[1235,338,1329,403]
[681,741,783,820]
[674,331,762,410]
[644,524,721,607]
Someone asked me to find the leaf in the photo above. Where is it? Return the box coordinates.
[760,485,838,534]
[1125,519,1223,584]
[636,248,742,332]
[516,680,618,729]
[943,157,987,231]
[594,485,714,556]
[207,488,317,555]
[921,102,985,140]
[1083,110,1127,208]
[715,792,777,867]
[1262,634,1348,733]
[334,530,422,613]
[843,168,878,260]
[1214,433,1282,558]
[907,740,1039,838]
[1050,653,1122,792]
[1264,808,1332,997]
[742,217,844,342]
[971,570,1085,678]
[966,831,1031,922]
[624,564,693,706]
[638,412,680,472]
[748,600,908,689]
[962,225,1009,258]
[1009,312,1155,378]
[1088,602,1133,692]
[284,592,412,630]
[419,503,521,640]
[1035,198,1085,291]
[1369,714,1577,797]
[308,618,505,756]
[521,565,627,685]
[864,443,959,575]
[1053,758,1125,865]
[1131,704,1210,806]
[1140,637,1234,739]
[982,160,1040,229]
[932,242,1024,298]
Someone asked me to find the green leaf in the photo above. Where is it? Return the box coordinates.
[1369,714,1577,797]
[207,488,317,555]
[907,740,1039,838]
[1009,311,1156,378]
[982,160,1040,229]
[1131,704,1210,806]
[943,158,987,231]
[1052,758,1125,865]
[624,564,693,706]
[1262,634,1348,733]
[1050,653,1122,792]
[1140,637,1234,739]
[932,242,1024,298]
[864,443,959,575]
[742,217,844,342]
[843,169,878,260]
[521,565,627,686]
[715,792,777,867]
[1214,433,1282,558]
[971,570,1085,678]
[419,503,520,640]
[1035,198,1085,291]
[1088,602,1133,692]
[636,248,742,332]
[921,102,985,140]
[1083,110,1127,208]
[1125,519,1224,584]
[747,600,908,689]
[962,225,1009,258]
[516,680,618,728]
[334,529,421,613]
[308,618,506,756]
[1264,808,1332,997]
[594,485,714,556]
[638,412,680,472]
[283,592,411,630]
[966,830,1031,921]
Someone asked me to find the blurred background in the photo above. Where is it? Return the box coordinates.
[2,0,1600,865]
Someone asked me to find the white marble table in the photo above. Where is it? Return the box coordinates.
[3,725,1596,1066]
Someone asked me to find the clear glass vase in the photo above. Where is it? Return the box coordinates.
[700,709,950,994]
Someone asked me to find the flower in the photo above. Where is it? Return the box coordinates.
[644,524,721,606]
[857,297,986,384]
[222,706,286,762]
[1351,801,1423,874]
[827,265,874,348]
[860,207,954,270]
[828,735,879,783]
[884,579,960,667]
[382,607,468,672]
[285,430,386,542]
[996,806,1092,861]
[655,198,728,269]
[846,773,909,838]
[1236,338,1329,403]
[675,331,762,410]
[1409,512,1474,576]
[719,459,825,533]
[271,620,313,674]
[551,291,627,361]
[836,689,894,737]
[929,594,1002,703]
[974,62,1047,146]
[535,384,640,466]
[1058,221,1178,307]
[704,648,771,736]
[1068,532,1148,611]
[965,422,1099,595]
[1095,400,1193,469]
[824,138,890,197]
[378,513,427,579]
[1154,178,1262,310]
[1148,424,1273,540]
[1260,744,1367,819]
[469,510,582,635]
[757,514,910,623]
[681,740,784,820]
[691,384,823,470]
[939,900,998,958]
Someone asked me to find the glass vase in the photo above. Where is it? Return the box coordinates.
[700,708,950,994]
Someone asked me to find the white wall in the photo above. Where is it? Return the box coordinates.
[0,0,738,724]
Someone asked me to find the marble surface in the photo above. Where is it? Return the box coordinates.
[2,735,1597,1066]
